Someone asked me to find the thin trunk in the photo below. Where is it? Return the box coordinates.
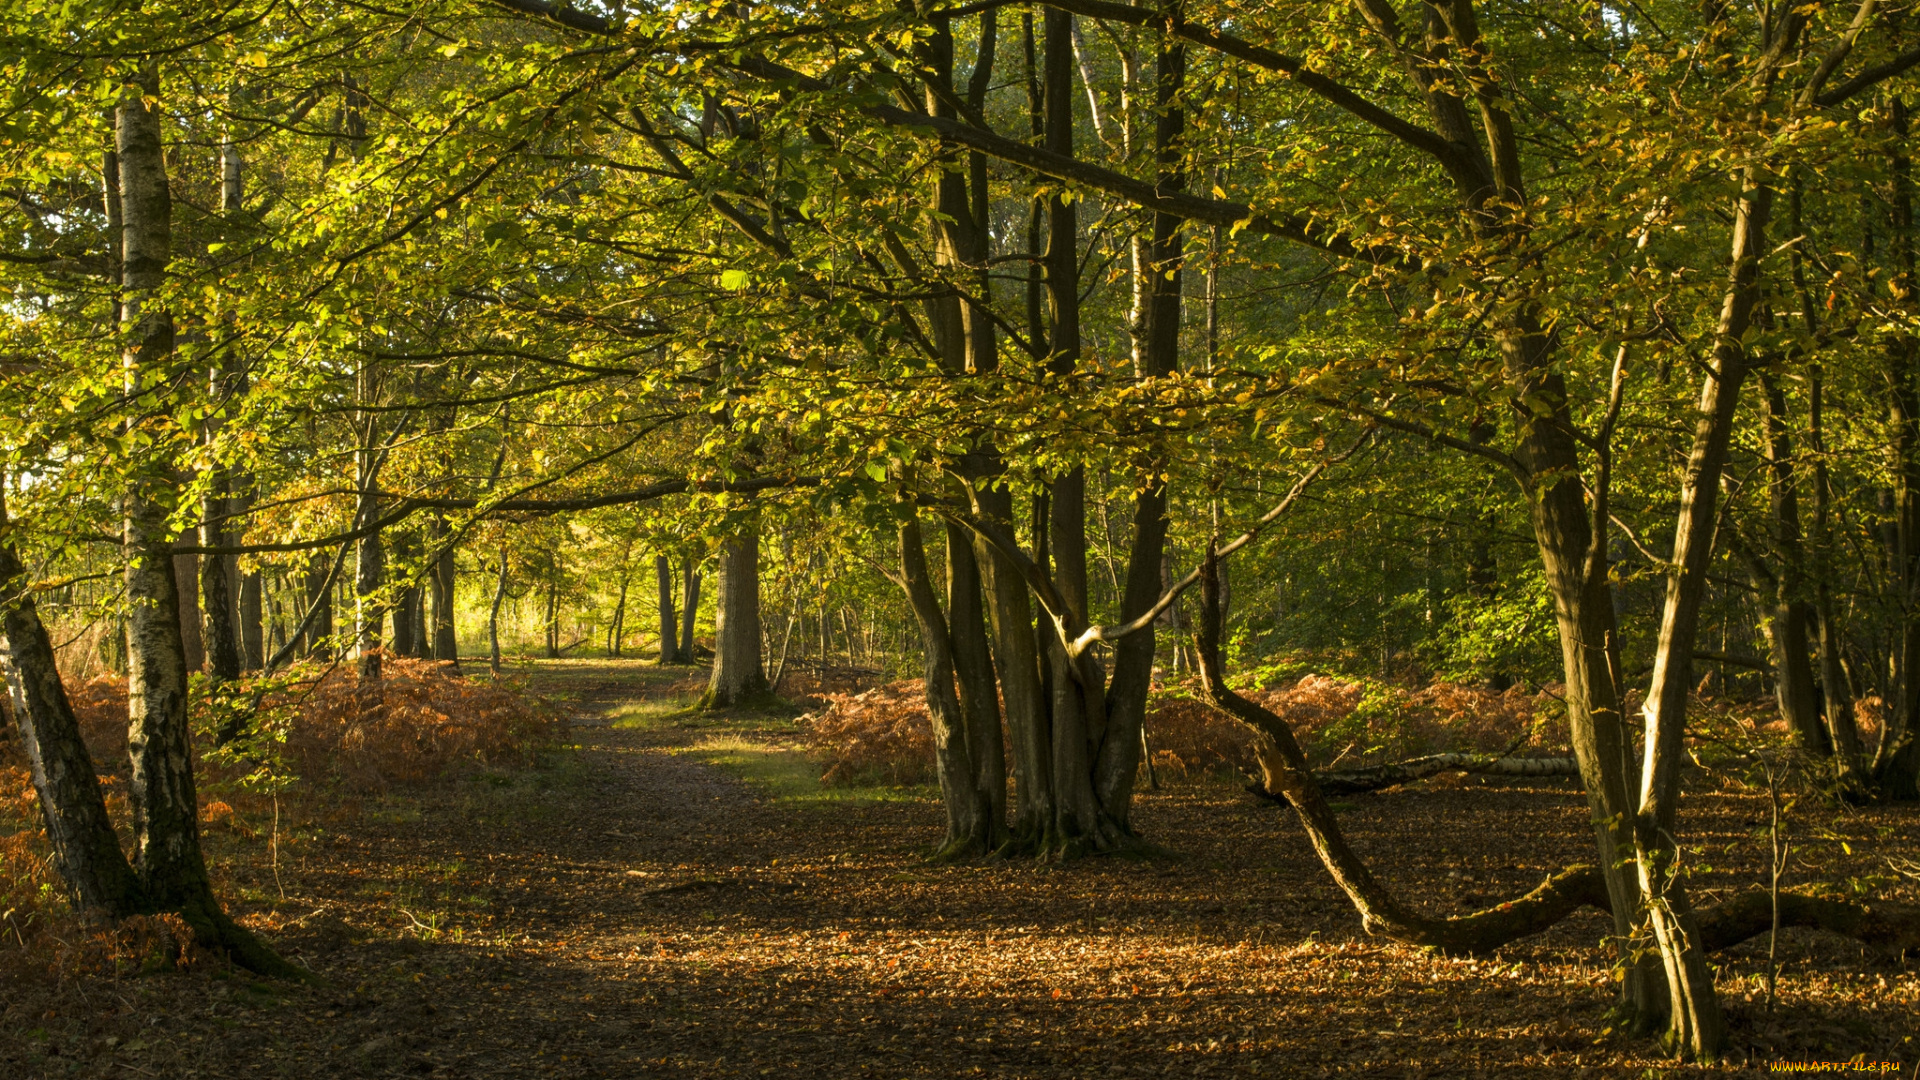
[656,554,679,664]
[681,558,702,661]
[489,548,508,675]
[1636,174,1774,1063]
[303,549,333,659]
[1810,369,1863,776]
[544,578,560,659]
[610,570,629,658]
[1096,16,1185,824]
[1756,377,1827,752]
[354,511,383,683]
[429,516,459,665]
[353,364,383,686]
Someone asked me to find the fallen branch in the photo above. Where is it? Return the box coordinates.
[1193,548,1610,953]
[1308,752,1580,796]
[1194,549,1915,961]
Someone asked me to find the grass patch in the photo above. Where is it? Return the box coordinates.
[678,736,931,806]
[609,695,702,730]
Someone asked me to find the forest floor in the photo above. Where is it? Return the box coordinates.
[4,658,1918,1078]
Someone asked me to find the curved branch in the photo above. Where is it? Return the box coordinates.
[1065,429,1372,658]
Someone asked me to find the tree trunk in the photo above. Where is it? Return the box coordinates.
[392,582,418,662]
[200,493,241,682]
[172,549,204,675]
[0,495,142,916]
[945,522,1007,849]
[354,509,383,684]
[656,554,679,663]
[702,529,768,708]
[239,564,263,672]
[680,557,701,660]
[1501,324,1656,1023]
[1197,552,1920,959]
[1754,377,1827,752]
[429,516,459,665]
[1095,23,1184,825]
[541,578,555,659]
[1194,550,1611,951]
[1881,101,1920,802]
[971,486,1052,840]
[1635,175,1773,1062]
[899,515,1000,856]
[610,570,629,658]
[303,548,333,659]
[116,70,299,977]
[489,548,509,675]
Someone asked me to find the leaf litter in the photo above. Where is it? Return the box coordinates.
[2,659,1915,1078]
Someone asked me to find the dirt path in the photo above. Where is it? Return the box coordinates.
[8,660,1918,1078]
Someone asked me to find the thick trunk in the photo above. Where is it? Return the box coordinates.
[702,529,768,708]
[899,517,998,856]
[392,582,418,661]
[1880,100,1920,801]
[115,70,297,977]
[656,554,679,663]
[972,486,1052,839]
[945,522,1007,847]
[0,503,142,916]
[1044,468,1108,850]
[1501,320,1656,1022]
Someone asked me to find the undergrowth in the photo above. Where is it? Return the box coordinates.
[0,655,563,985]
[798,670,1571,789]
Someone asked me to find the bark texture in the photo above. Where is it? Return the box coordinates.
[656,554,679,663]
[702,530,768,708]
[115,67,302,978]
[0,506,142,916]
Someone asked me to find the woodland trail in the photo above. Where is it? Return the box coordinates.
[8,660,1918,1078]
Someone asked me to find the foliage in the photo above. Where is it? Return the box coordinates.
[801,681,936,787]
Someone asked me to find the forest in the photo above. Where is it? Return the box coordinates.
[2,0,1919,1074]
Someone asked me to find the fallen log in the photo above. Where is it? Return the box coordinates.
[1312,752,1580,796]
[1695,892,1920,956]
